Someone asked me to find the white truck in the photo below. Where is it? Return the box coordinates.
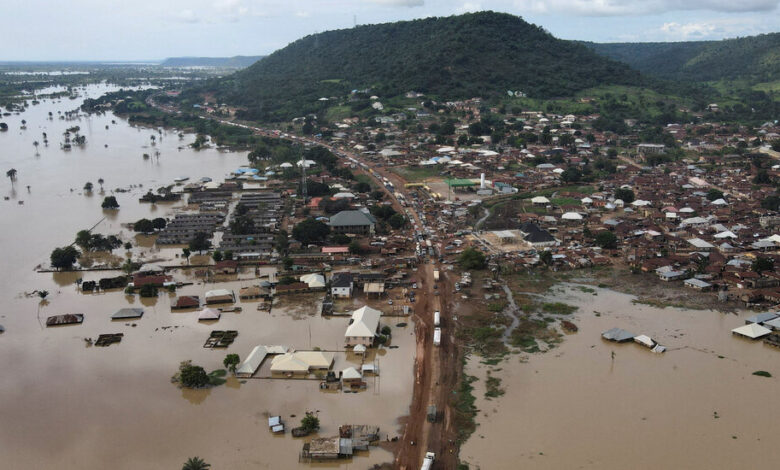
[434,310,440,327]
[433,269,440,282]
[421,452,435,470]
[433,328,441,346]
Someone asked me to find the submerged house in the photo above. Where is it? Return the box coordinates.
[270,351,335,375]
[345,306,382,347]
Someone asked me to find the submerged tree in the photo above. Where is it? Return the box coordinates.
[101,196,120,209]
[181,456,210,470]
[6,168,17,182]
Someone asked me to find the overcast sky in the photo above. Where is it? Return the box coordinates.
[3,0,778,61]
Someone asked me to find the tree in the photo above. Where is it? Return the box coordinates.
[223,354,240,373]
[6,168,17,182]
[182,457,210,470]
[595,231,618,249]
[348,240,362,254]
[133,218,155,234]
[300,412,320,433]
[353,181,371,193]
[274,230,289,254]
[178,362,210,389]
[388,213,407,230]
[753,256,774,274]
[292,218,330,245]
[614,188,635,204]
[38,290,49,299]
[84,182,93,192]
[152,217,167,230]
[75,230,92,249]
[101,196,119,209]
[182,248,191,263]
[458,248,486,270]
[189,232,212,253]
[754,169,772,185]
[706,189,724,201]
[97,178,104,190]
[560,167,581,183]
[539,250,553,266]
[283,257,294,270]
[212,251,223,262]
[50,246,80,270]
[139,284,158,298]
[761,195,780,212]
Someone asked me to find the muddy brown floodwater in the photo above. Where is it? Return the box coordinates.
[0,85,415,469]
[461,284,780,469]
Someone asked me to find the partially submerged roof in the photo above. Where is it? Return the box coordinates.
[732,323,772,339]
[341,366,362,380]
[112,308,144,320]
[602,328,635,342]
[270,351,334,373]
[745,312,779,325]
[205,289,233,298]
[236,345,289,376]
[198,308,221,321]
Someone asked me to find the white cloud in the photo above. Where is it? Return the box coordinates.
[655,16,775,39]
[174,9,200,23]
[513,0,779,16]
[366,0,425,7]
[456,2,483,13]
[659,22,717,39]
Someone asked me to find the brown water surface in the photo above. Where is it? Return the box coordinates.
[461,285,780,469]
[0,85,414,469]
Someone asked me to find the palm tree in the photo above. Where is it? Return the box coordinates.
[6,168,17,182]
[98,178,104,191]
[84,182,93,192]
[182,457,210,470]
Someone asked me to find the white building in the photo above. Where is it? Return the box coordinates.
[345,306,382,347]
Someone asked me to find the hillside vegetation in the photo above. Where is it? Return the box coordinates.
[199,12,642,121]
[586,33,780,83]
[160,56,264,68]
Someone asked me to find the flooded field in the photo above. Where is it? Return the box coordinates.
[461,285,780,469]
[0,85,414,468]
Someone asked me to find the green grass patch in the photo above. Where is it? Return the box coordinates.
[541,302,578,315]
[550,197,580,207]
[392,165,443,182]
[452,371,478,444]
[485,374,505,399]
[324,105,352,121]
[487,301,507,312]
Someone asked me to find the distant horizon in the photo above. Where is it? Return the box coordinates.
[1,31,776,64]
[2,2,778,61]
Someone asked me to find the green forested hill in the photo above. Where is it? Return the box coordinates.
[201,12,642,121]
[585,33,780,82]
[160,56,264,68]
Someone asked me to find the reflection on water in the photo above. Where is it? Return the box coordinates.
[181,387,211,405]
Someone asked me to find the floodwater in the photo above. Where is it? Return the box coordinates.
[0,85,415,469]
[461,285,780,469]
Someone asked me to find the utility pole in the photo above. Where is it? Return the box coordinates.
[300,153,307,202]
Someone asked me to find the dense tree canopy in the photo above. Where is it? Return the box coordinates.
[292,218,330,245]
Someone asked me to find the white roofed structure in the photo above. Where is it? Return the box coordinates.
[345,305,382,347]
